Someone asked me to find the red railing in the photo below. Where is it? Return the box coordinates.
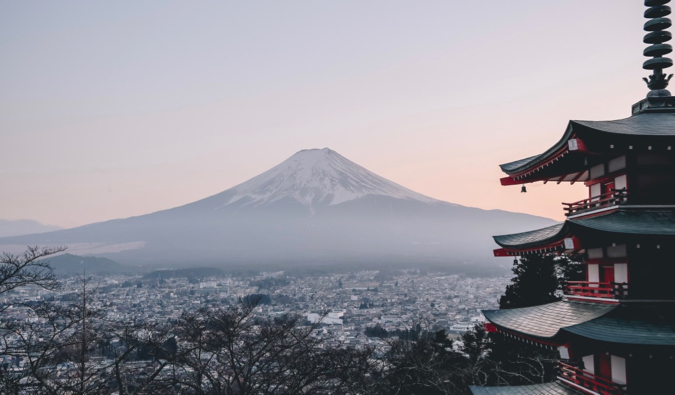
[563,189,628,217]
[558,362,627,395]
[566,281,628,299]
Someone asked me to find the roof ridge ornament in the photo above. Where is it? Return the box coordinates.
[643,0,674,95]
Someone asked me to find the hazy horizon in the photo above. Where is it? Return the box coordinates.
[1,1,648,228]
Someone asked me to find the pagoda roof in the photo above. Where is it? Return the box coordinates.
[499,111,675,184]
[494,223,566,249]
[482,301,616,340]
[574,112,675,137]
[484,301,675,347]
[500,155,543,174]
[563,304,675,346]
[569,208,675,236]
[469,382,578,395]
[493,208,675,252]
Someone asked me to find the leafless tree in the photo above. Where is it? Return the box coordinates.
[0,246,65,300]
[159,297,352,395]
[0,269,174,395]
[0,246,64,392]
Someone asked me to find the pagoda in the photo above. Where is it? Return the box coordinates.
[470,1,675,394]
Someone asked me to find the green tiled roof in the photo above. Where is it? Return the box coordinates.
[570,209,675,235]
[483,301,616,339]
[493,223,566,249]
[500,155,541,173]
[500,112,675,175]
[469,382,580,395]
[562,304,675,346]
[484,302,675,346]
[575,112,675,137]
[492,208,675,250]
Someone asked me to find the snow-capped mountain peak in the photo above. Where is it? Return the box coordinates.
[224,148,439,208]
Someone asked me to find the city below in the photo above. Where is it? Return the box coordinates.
[2,269,504,359]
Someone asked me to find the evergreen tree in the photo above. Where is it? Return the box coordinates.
[556,253,585,287]
[499,254,582,309]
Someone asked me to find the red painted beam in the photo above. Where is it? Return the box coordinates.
[484,323,498,333]
[493,248,511,257]
[493,241,567,257]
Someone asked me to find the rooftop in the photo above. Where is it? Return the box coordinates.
[499,111,675,185]
[469,382,580,395]
[483,301,615,340]
[564,304,675,346]
[493,208,675,252]
[484,301,675,347]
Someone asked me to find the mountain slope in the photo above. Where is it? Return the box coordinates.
[0,149,556,269]
[47,254,136,277]
[0,219,62,238]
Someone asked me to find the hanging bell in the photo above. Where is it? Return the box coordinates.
[513,257,518,265]
[521,185,527,193]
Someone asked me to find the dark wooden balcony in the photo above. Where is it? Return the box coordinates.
[563,188,628,217]
[566,281,628,300]
[558,362,627,395]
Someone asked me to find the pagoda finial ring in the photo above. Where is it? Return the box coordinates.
[644,0,674,91]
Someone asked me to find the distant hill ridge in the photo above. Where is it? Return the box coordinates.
[0,219,61,237]
[47,253,135,277]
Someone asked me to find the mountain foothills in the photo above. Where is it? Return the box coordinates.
[46,253,137,278]
[0,149,556,271]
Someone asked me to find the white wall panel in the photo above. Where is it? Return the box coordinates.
[611,355,627,385]
[590,164,605,179]
[583,355,595,375]
[588,264,599,285]
[615,263,628,283]
[590,183,602,198]
[615,174,627,191]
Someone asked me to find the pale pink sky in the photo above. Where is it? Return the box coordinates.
[1,1,647,228]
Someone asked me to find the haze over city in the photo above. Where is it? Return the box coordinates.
[1,1,647,229]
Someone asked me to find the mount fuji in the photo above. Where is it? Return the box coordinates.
[222,148,437,211]
[0,148,556,271]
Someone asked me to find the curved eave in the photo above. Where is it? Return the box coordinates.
[574,112,675,137]
[500,112,675,185]
[493,208,675,254]
[493,223,568,250]
[469,382,579,395]
[482,301,616,341]
[499,135,591,186]
[561,304,675,346]
[568,208,675,237]
[499,123,575,175]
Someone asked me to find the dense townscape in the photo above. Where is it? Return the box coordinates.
[3,268,506,353]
